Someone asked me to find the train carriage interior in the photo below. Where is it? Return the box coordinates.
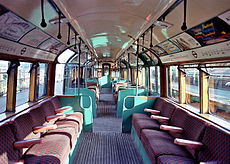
[0,0,230,163]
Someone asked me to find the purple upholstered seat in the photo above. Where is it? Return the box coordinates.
[0,123,21,163]
[157,155,195,164]
[141,129,192,163]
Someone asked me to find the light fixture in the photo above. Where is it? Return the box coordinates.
[40,0,47,27]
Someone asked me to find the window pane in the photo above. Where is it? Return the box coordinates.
[208,67,230,121]
[150,66,160,96]
[16,62,31,106]
[184,68,200,109]
[55,64,65,95]
[0,61,9,113]
[37,63,49,99]
[168,66,179,101]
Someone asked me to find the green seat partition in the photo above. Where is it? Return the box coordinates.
[58,95,93,132]
[122,96,157,133]
[65,88,97,118]
[98,75,111,88]
[117,88,148,118]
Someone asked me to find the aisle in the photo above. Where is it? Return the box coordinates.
[73,88,143,164]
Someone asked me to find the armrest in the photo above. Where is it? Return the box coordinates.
[14,138,43,149]
[46,114,66,122]
[33,124,57,134]
[144,108,160,115]
[55,106,72,114]
[150,115,169,124]
[160,125,183,133]
[174,138,203,150]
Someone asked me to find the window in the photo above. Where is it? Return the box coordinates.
[37,63,49,99]
[16,62,31,106]
[150,66,160,96]
[0,61,9,113]
[55,64,65,95]
[207,64,230,121]
[168,66,179,101]
[184,68,200,109]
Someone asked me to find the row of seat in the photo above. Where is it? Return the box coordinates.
[0,96,83,163]
[132,97,230,163]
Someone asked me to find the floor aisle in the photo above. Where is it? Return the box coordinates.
[72,88,143,164]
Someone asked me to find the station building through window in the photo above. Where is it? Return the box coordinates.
[0,60,9,113]
[168,66,179,101]
[184,67,200,110]
[16,62,31,107]
[206,63,230,121]
[37,63,49,99]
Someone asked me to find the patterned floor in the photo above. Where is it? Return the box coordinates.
[72,88,143,164]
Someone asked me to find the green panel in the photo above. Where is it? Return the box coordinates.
[131,126,151,164]
[98,75,111,88]
[65,88,97,118]
[117,88,147,118]
[122,96,156,133]
[124,97,134,109]
[58,95,93,132]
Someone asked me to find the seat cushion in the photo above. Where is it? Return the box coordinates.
[55,120,81,133]
[65,112,83,125]
[24,133,70,164]
[134,119,160,138]
[157,155,195,164]
[141,129,192,162]
[24,155,61,164]
[42,127,78,148]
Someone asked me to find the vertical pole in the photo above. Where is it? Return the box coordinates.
[78,39,81,96]
[136,39,139,96]
[85,51,88,88]
[127,53,130,88]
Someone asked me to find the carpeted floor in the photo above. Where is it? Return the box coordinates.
[72,88,143,164]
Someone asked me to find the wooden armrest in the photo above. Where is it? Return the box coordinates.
[144,108,160,115]
[14,138,43,149]
[160,125,183,133]
[46,114,66,122]
[55,107,72,114]
[33,124,57,134]
[150,115,169,124]
[174,138,203,150]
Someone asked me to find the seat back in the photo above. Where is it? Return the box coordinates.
[180,114,207,158]
[10,113,37,141]
[50,96,61,109]
[40,99,56,117]
[198,124,230,162]
[29,104,46,126]
[0,123,22,163]
[169,107,190,138]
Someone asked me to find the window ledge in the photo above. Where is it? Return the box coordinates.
[0,96,51,122]
[166,99,230,131]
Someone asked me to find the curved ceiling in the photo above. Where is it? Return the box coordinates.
[53,0,176,60]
